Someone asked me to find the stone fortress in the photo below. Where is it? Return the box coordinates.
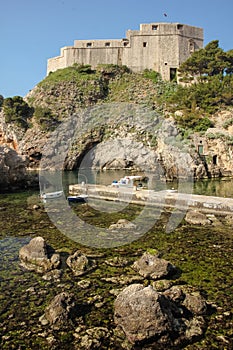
[47,22,203,81]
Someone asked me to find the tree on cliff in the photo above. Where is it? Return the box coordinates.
[167,40,233,123]
[3,96,33,129]
[178,40,233,82]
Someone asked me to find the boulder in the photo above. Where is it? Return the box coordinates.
[114,283,208,348]
[19,236,60,273]
[132,251,177,280]
[109,219,137,230]
[114,284,170,343]
[185,210,211,225]
[66,250,97,276]
[40,292,76,329]
[182,291,207,315]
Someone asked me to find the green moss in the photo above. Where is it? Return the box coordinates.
[0,190,232,349]
[146,248,159,255]
[40,64,99,86]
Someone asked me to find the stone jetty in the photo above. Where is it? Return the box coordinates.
[69,183,233,215]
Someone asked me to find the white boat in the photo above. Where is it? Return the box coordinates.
[111,175,144,188]
[40,191,63,199]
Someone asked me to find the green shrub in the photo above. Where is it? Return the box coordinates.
[206,132,226,139]
[3,96,33,129]
[194,117,214,132]
[72,63,94,74]
[34,106,60,130]
[143,69,161,83]
[40,64,99,86]
[223,118,233,129]
[226,135,233,145]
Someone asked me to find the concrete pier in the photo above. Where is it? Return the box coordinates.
[69,184,233,215]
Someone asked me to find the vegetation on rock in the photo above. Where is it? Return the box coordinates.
[167,41,233,130]
[1,40,232,135]
[178,40,233,82]
[2,96,33,129]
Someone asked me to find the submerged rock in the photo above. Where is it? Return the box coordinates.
[19,236,60,273]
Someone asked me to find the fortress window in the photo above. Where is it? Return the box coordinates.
[177,24,183,30]
[152,25,158,30]
[143,42,147,47]
[122,39,129,46]
[86,42,92,47]
[164,62,167,65]
[105,42,110,47]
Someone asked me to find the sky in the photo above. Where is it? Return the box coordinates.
[1,0,233,98]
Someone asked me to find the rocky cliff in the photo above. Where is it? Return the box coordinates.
[0,145,37,191]
[1,65,233,188]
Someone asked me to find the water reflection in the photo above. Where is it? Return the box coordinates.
[193,178,233,198]
[0,236,30,274]
[42,169,233,198]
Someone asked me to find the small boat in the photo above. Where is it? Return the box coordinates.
[40,191,63,199]
[67,194,88,203]
[111,175,145,188]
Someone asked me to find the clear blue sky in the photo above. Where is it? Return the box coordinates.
[1,0,232,98]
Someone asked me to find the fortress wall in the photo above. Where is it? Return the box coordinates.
[156,34,180,80]
[47,47,73,73]
[74,39,122,48]
[122,34,159,72]
[72,47,122,67]
[178,35,203,63]
[46,22,204,80]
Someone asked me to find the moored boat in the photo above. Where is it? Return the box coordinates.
[40,191,63,199]
[111,175,146,188]
[67,194,88,203]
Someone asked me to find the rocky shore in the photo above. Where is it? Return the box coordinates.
[18,236,212,349]
[0,191,232,350]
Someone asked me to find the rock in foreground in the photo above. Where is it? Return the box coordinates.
[40,292,76,330]
[185,210,211,225]
[114,283,208,349]
[19,236,60,273]
[132,251,177,280]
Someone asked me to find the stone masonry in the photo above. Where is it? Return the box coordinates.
[47,22,203,81]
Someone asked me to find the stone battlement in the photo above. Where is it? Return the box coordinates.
[47,22,203,81]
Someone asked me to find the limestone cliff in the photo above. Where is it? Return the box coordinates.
[1,66,233,186]
[0,145,37,191]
